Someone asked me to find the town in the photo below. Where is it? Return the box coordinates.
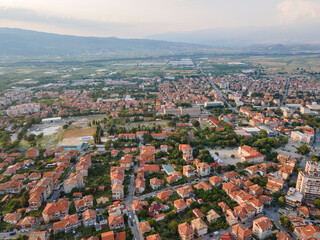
[0,56,320,240]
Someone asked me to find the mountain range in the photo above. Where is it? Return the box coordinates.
[148,24,320,48]
[0,28,207,57]
[1,27,320,57]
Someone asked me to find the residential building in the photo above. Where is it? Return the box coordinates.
[74,195,94,212]
[29,231,49,240]
[177,185,194,198]
[7,103,40,117]
[53,214,79,234]
[196,162,210,176]
[146,234,162,240]
[101,231,126,240]
[183,165,196,178]
[295,225,320,240]
[108,201,127,216]
[140,221,152,234]
[174,199,188,212]
[238,145,264,162]
[3,212,21,224]
[108,215,125,230]
[285,187,303,207]
[42,199,69,223]
[191,218,208,237]
[63,172,84,193]
[209,176,223,186]
[26,147,39,160]
[16,216,37,231]
[296,161,320,200]
[178,222,194,240]
[206,209,220,223]
[232,223,252,240]
[150,178,164,190]
[112,183,124,200]
[291,131,312,144]
[82,209,96,227]
[252,217,272,240]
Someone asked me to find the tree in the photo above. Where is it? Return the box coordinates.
[278,196,286,208]
[104,140,113,150]
[168,220,178,234]
[280,215,291,228]
[192,120,200,128]
[236,162,243,169]
[216,165,222,174]
[37,133,44,139]
[165,211,176,221]
[197,149,214,163]
[148,219,157,227]
[311,154,320,162]
[20,190,29,208]
[288,182,296,188]
[314,197,320,209]
[226,164,236,171]
[168,121,176,128]
[297,145,310,155]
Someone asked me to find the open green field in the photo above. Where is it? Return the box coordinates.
[1,53,320,92]
[202,54,320,73]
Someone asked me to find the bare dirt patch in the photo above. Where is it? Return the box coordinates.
[63,127,96,139]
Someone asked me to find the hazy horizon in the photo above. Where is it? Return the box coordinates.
[0,0,319,40]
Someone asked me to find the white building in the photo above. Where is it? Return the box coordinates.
[204,101,224,107]
[291,131,312,144]
[7,103,40,117]
[42,117,62,124]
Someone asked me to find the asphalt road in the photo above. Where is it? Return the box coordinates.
[264,206,289,234]
[196,61,238,113]
[280,78,291,107]
[125,165,144,240]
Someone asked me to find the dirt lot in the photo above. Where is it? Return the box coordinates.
[63,127,96,139]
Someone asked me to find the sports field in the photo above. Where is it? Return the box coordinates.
[63,127,96,139]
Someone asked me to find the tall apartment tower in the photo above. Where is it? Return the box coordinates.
[296,161,320,200]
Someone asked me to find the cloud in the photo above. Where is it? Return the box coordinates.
[0,5,204,38]
[0,6,162,37]
[277,0,320,23]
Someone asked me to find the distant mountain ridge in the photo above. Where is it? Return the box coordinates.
[149,24,320,50]
[1,28,320,57]
[0,28,208,57]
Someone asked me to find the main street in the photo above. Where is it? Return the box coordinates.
[125,165,143,240]
[195,60,238,113]
[124,164,210,240]
[280,77,291,107]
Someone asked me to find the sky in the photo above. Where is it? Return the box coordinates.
[0,0,319,38]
